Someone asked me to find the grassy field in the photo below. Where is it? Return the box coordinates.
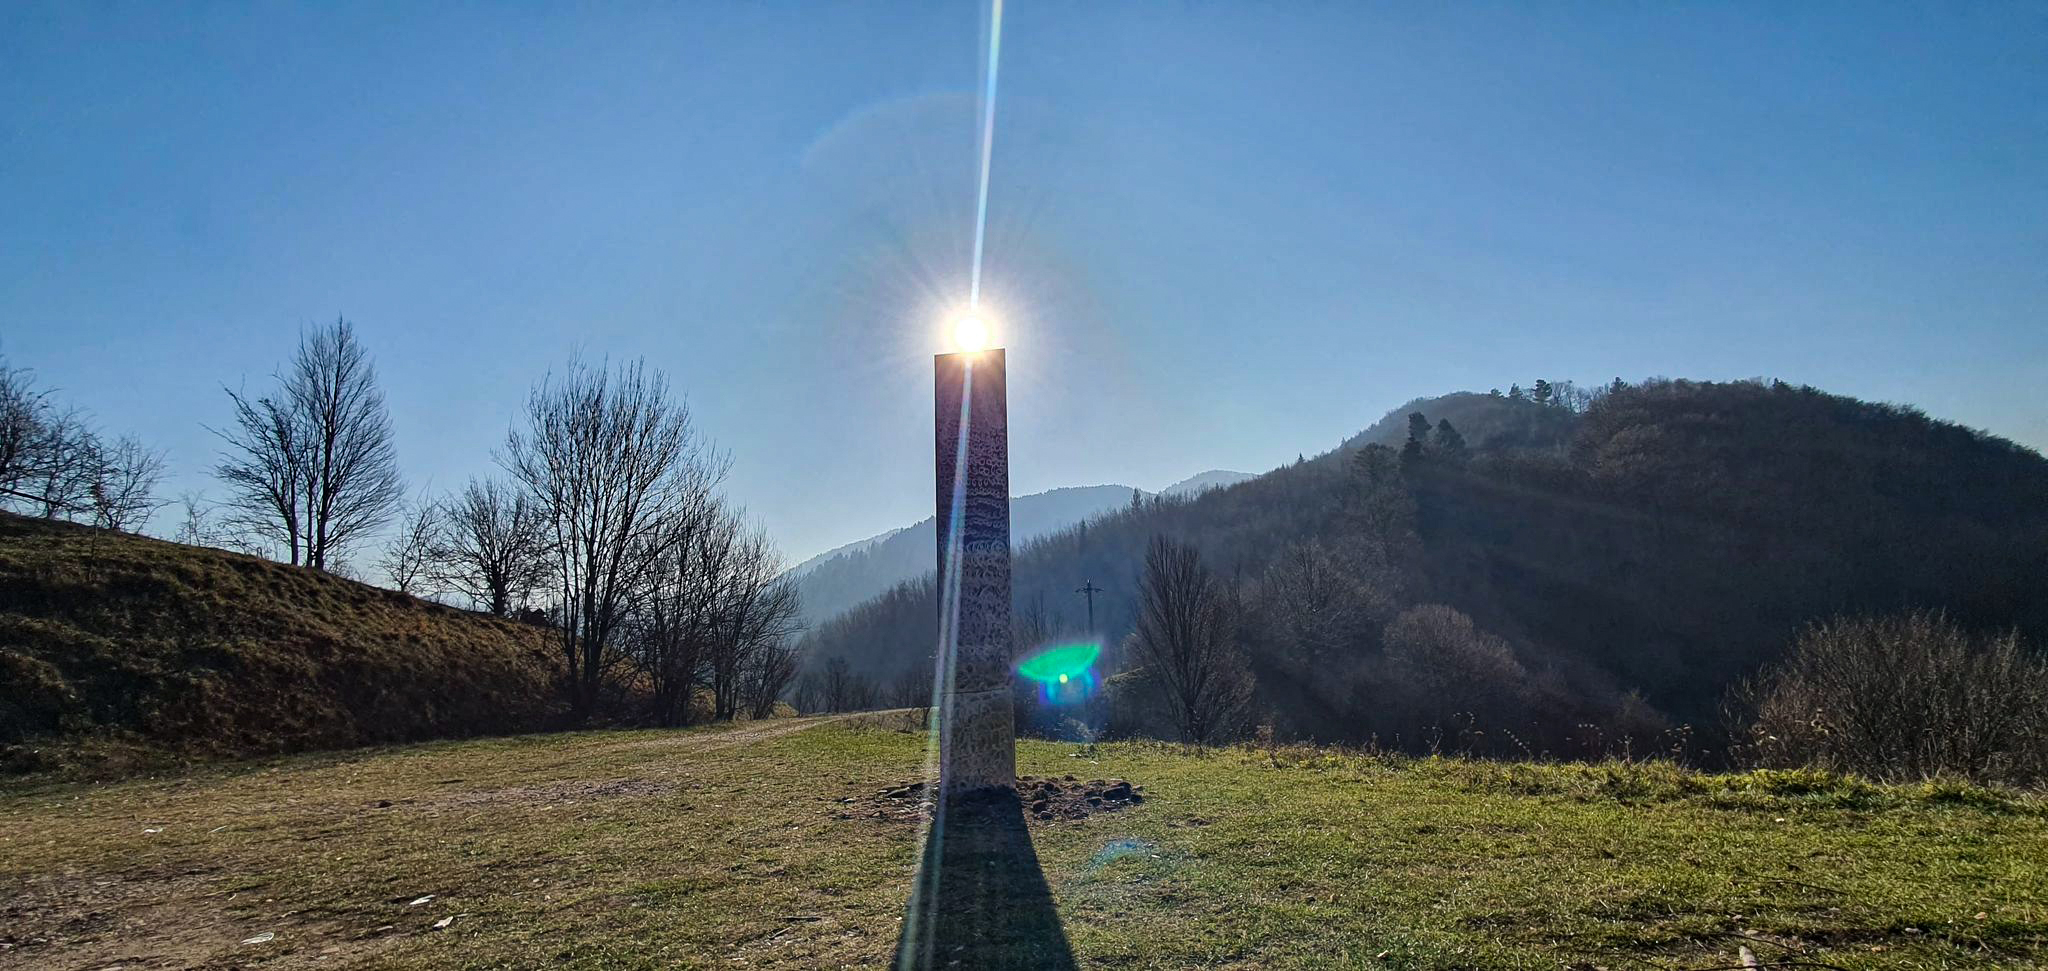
[2,716,2044,970]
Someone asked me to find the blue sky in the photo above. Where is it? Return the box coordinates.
[3,2,2044,564]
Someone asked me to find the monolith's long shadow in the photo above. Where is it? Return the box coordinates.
[893,789,1077,970]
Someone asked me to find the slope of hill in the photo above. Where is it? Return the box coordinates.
[782,527,906,581]
[802,380,2048,752]
[790,484,1148,625]
[4,720,2041,969]
[1158,469,1255,497]
[0,513,561,773]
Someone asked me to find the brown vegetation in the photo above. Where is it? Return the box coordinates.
[1731,611,2048,785]
[0,512,560,774]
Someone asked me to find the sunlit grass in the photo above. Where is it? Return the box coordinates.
[2,721,2042,968]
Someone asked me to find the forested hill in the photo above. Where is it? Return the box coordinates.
[799,379,2048,751]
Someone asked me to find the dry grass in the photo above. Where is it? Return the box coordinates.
[0,513,560,775]
[2,719,2043,969]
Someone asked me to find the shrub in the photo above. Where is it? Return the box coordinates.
[1730,611,2048,786]
[1383,605,1528,714]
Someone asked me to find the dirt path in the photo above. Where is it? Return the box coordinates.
[629,710,895,750]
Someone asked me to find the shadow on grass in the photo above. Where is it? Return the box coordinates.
[894,788,1077,970]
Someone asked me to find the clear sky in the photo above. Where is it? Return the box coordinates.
[4,2,2044,564]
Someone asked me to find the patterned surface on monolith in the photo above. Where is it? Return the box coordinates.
[934,349,1015,794]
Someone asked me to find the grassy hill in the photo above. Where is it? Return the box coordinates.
[2,718,2042,969]
[0,513,562,774]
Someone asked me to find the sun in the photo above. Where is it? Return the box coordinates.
[949,312,993,353]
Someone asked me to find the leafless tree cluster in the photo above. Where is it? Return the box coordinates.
[1259,539,1388,670]
[1126,534,1255,745]
[428,478,549,615]
[198,337,805,725]
[362,476,555,612]
[796,656,880,714]
[1731,611,2048,785]
[0,350,167,530]
[3,327,806,729]
[739,637,803,720]
[1382,604,1531,717]
[505,357,803,722]
[213,319,403,569]
[627,500,802,724]
[885,665,932,711]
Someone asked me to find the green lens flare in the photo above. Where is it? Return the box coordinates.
[1016,642,1100,685]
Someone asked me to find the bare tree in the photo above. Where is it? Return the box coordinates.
[740,639,802,719]
[288,320,403,568]
[173,492,219,547]
[0,352,164,527]
[215,385,308,560]
[1261,539,1383,666]
[432,477,547,615]
[505,357,723,721]
[628,502,804,724]
[0,354,48,499]
[630,499,741,725]
[821,656,875,713]
[886,665,932,710]
[378,494,442,597]
[707,527,803,721]
[214,319,402,569]
[1127,535,1254,745]
[793,669,827,714]
[1381,604,1530,745]
[848,670,880,711]
[31,413,99,519]
[87,434,168,531]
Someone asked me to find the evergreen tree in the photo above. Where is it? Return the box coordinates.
[1508,384,1525,400]
[1402,412,1429,460]
[1433,418,1466,454]
[1533,379,1553,406]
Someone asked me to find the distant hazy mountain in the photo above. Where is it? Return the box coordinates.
[789,484,1144,625]
[787,471,1255,626]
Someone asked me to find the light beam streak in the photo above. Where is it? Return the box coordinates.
[968,0,1004,309]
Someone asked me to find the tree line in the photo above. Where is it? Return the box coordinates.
[3,321,804,727]
[0,346,168,530]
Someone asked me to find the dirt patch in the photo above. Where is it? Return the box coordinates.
[1014,775,1146,820]
[0,868,405,971]
[851,774,1146,823]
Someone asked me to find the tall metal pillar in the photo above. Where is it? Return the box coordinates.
[933,348,1015,794]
